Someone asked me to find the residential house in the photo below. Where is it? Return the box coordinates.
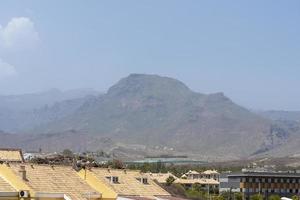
[0,163,116,200]
[0,149,24,163]
[79,168,171,199]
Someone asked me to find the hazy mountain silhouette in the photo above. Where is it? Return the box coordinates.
[0,74,299,160]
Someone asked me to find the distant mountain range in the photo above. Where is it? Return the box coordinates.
[0,88,99,132]
[0,74,299,161]
[255,110,300,122]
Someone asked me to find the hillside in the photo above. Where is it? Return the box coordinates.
[0,89,99,132]
[1,74,299,160]
[257,110,300,122]
[30,74,289,160]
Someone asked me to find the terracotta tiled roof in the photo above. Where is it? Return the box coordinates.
[0,176,16,192]
[90,168,170,199]
[9,164,100,200]
[0,148,24,162]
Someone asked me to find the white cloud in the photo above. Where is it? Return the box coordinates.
[0,58,17,79]
[0,17,40,50]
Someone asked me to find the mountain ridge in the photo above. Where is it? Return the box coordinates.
[0,74,299,160]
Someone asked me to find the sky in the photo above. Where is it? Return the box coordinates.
[0,0,299,110]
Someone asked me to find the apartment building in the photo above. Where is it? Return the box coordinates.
[228,172,300,199]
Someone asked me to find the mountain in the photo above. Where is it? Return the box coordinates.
[256,110,300,122]
[29,74,292,160]
[254,110,300,158]
[0,88,99,132]
[1,74,300,160]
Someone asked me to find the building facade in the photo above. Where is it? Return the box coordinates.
[228,172,300,199]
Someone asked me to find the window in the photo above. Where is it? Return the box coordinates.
[107,176,119,183]
[112,176,119,183]
[136,177,148,184]
[268,188,272,193]
[268,178,272,183]
[142,178,148,184]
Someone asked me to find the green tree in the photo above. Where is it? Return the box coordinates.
[268,195,280,200]
[140,163,152,173]
[166,176,176,186]
[251,194,263,200]
[185,189,203,200]
[220,191,230,200]
[193,183,202,192]
[62,149,73,157]
[292,195,299,200]
[111,159,124,169]
[213,196,225,200]
[235,193,243,200]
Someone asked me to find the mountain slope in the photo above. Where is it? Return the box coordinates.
[0,89,99,132]
[32,74,282,160]
[257,110,300,122]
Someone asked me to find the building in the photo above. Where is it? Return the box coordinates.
[79,168,171,199]
[148,170,220,193]
[202,170,220,182]
[0,163,115,200]
[219,173,240,193]
[228,172,300,199]
[183,170,201,179]
[174,178,219,191]
[1,160,185,200]
[0,175,18,200]
[147,172,178,184]
[181,170,220,181]
[0,148,24,163]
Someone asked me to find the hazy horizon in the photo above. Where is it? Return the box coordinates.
[0,1,300,110]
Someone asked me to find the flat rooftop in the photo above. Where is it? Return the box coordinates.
[228,172,300,178]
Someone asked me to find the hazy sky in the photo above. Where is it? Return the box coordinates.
[0,1,299,110]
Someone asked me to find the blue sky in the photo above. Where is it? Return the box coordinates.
[0,0,299,110]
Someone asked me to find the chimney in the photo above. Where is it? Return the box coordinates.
[19,165,27,181]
